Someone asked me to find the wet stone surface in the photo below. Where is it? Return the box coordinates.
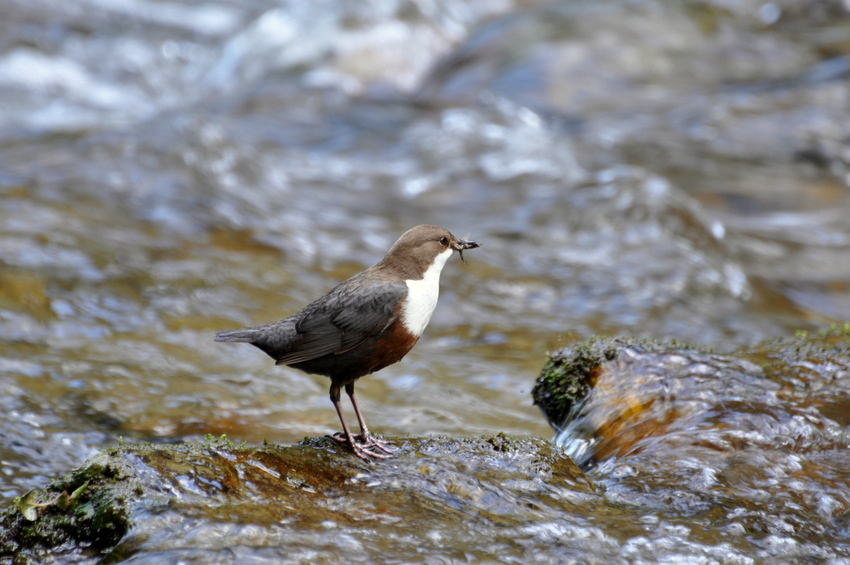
[534,328,850,561]
[6,328,850,563]
[2,435,592,564]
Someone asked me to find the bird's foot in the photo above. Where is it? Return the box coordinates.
[331,432,395,459]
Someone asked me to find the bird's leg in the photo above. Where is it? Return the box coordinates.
[345,382,393,454]
[329,383,389,460]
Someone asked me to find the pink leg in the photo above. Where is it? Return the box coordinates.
[345,382,393,455]
[329,383,390,459]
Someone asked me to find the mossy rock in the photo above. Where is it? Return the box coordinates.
[531,336,713,429]
[532,326,850,464]
[0,434,591,562]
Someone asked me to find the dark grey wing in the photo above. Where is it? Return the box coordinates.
[273,281,407,365]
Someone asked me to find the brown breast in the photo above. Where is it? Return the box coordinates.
[363,318,420,376]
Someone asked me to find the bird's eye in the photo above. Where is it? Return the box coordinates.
[439,237,448,246]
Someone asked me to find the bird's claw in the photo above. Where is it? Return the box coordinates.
[331,432,395,459]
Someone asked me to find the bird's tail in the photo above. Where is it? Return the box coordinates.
[214,328,261,343]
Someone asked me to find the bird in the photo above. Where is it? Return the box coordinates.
[214,225,481,459]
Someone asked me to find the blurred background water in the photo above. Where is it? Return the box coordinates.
[2,0,850,561]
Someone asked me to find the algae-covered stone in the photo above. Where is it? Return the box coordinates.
[534,327,850,466]
[532,337,622,429]
[532,336,712,430]
[0,435,591,563]
[528,327,850,554]
[2,451,138,563]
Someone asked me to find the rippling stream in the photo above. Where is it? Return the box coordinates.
[2,0,850,562]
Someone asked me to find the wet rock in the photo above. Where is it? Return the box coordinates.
[533,336,725,463]
[533,327,850,464]
[0,434,591,563]
[532,326,850,554]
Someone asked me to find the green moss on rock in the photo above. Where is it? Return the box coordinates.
[532,337,621,429]
[749,322,850,368]
[532,336,714,429]
[1,435,592,561]
[1,452,135,562]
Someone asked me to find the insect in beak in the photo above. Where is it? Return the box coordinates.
[452,234,481,264]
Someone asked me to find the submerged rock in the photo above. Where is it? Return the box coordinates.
[532,327,850,559]
[7,328,850,563]
[0,435,591,563]
[533,327,850,465]
[533,336,723,463]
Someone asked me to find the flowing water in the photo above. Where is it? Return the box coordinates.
[2,0,850,562]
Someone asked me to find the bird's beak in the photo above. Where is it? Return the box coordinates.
[453,237,481,264]
[453,239,480,251]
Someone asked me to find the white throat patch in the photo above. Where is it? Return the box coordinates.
[401,247,453,337]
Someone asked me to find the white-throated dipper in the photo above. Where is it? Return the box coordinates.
[214,225,480,459]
